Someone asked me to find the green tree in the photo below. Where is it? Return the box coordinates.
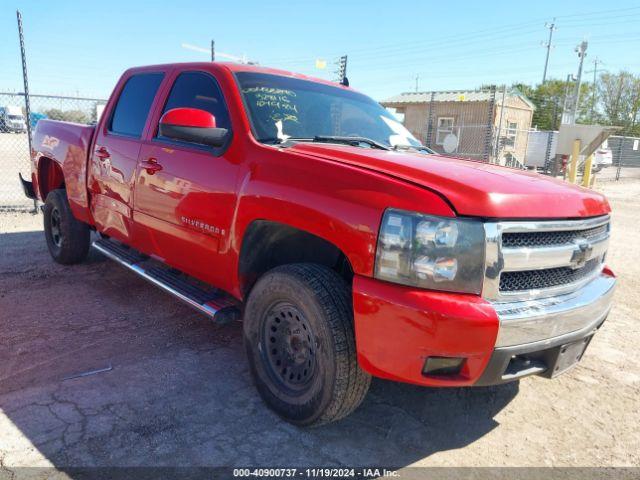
[597,71,640,134]
[44,108,90,124]
[513,80,593,130]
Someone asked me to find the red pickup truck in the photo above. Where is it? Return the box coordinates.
[20,62,616,426]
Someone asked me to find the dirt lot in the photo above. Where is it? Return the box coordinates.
[0,180,639,474]
[0,132,32,211]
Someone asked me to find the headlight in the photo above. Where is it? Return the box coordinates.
[374,209,485,294]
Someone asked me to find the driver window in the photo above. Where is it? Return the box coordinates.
[158,71,230,137]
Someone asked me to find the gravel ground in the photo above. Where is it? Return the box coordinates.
[0,180,639,474]
[0,133,32,210]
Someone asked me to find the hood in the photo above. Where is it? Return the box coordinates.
[290,143,610,219]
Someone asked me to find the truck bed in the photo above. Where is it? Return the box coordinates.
[32,119,96,222]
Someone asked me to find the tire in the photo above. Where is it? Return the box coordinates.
[43,189,90,265]
[243,263,371,426]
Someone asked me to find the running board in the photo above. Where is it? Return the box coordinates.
[92,238,241,324]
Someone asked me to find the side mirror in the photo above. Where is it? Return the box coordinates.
[159,108,228,147]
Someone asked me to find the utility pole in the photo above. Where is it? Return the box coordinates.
[336,55,348,86]
[590,57,600,119]
[570,40,588,123]
[415,74,419,92]
[211,40,215,61]
[541,19,556,84]
[562,41,588,125]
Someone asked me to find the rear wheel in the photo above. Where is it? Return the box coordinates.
[243,263,371,426]
[43,189,90,264]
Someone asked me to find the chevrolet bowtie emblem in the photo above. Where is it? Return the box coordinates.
[570,238,593,269]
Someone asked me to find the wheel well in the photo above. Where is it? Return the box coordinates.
[38,157,64,200]
[238,220,353,297]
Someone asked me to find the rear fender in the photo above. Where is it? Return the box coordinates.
[32,119,96,224]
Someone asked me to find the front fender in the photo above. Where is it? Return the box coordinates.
[229,147,455,296]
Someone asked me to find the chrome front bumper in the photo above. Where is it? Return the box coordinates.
[492,273,616,348]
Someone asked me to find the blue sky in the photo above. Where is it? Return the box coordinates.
[1,0,639,101]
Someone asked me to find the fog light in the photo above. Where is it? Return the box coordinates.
[422,356,465,377]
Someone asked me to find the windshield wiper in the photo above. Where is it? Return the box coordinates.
[263,135,391,151]
[312,135,391,151]
[392,144,435,154]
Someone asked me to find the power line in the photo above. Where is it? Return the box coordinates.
[553,5,640,19]
[269,26,639,71]
[264,6,640,67]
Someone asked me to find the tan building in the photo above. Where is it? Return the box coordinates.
[381,90,535,166]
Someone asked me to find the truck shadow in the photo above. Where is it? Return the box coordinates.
[0,229,518,472]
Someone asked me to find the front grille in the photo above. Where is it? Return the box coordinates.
[502,224,608,248]
[500,258,602,292]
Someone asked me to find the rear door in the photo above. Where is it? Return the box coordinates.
[88,71,164,241]
[133,69,238,289]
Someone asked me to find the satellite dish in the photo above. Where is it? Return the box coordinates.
[443,133,459,153]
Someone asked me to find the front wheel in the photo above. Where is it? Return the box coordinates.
[243,263,371,426]
[43,189,90,265]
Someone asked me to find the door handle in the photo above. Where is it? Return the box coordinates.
[141,157,163,175]
[95,146,111,160]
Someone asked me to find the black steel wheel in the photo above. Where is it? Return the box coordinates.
[262,302,317,393]
[243,263,371,426]
[43,189,90,265]
[50,207,63,248]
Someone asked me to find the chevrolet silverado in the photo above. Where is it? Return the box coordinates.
[20,62,616,426]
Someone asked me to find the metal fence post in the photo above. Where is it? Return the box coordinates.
[615,135,625,181]
[425,91,435,148]
[483,86,496,162]
[16,10,36,212]
[494,85,506,164]
[543,131,555,173]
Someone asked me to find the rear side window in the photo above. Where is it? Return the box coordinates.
[159,71,230,134]
[109,73,164,137]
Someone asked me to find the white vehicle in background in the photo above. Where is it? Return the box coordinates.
[0,106,27,133]
[592,141,613,172]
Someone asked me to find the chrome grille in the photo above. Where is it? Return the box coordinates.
[502,224,608,248]
[483,215,610,302]
[499,258,602,292]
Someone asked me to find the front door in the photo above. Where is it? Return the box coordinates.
[133,70,238,291]
[88,72,164,242]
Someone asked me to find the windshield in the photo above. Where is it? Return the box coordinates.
[8,115,23,120]
[236,72,421,148]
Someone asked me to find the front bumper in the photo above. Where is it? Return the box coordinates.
[352,272,616,387]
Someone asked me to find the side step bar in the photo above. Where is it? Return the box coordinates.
[92,238,241,324]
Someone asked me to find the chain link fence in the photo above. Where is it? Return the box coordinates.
[0,92,106,211]
[385,85,639,183]
[607,133,640,181]
[389,87,543,168]
[1,85,638,212]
